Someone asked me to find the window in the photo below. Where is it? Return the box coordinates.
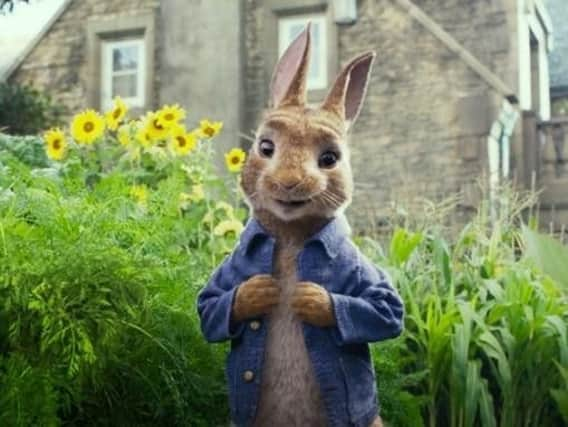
[278,14,327,91]
[517,0,552,119]
[87,13,155,110]
[101,38,145,111]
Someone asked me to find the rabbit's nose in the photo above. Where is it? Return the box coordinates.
[282,181,299,191]
[274,171,302,191]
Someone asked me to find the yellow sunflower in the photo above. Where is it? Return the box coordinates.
[157,104,185,129]
[198,119,223,139]
[213,218,244,237]
[43,128,67,161]
[135,123,153,147]
[105,97,128,130]
[71,109,105,144]
[224,147,246,173]
[179,183,205,210]
[215,201,234,217]
[170,125,197,156]
[202,209,214,225]
[142,112,170,141]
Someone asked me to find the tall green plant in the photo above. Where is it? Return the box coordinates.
[364,188,568,427]
[551,363,568,423]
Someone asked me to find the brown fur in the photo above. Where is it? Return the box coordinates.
[232,275,279,323]
[233,25,382,426]
[253,237,327,427]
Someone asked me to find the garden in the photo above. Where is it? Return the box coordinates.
[0,92,567,426]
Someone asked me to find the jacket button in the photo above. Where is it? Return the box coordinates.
[243,370,255,382]
[249,320,261,331]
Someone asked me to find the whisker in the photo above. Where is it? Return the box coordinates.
[321,190,341,205]
[318,192,339,208]
[326,188,346,204]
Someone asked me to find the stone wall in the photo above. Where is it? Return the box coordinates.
[243,0,266,140]
[158,0,244,170]
[9,0,159,114]
[243,0,516,228]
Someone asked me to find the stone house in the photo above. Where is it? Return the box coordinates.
[547,0,568,111]
[2,0,566,231]
[536,0,568,232]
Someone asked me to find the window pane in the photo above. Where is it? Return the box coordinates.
[113,45,139,71]
[309,24,320,83]
[288,23,304,40]
[279,17,325,89]
[112,74,137,98]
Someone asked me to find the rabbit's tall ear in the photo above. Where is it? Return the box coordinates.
[270,23,311,108]
[321,52,375,128]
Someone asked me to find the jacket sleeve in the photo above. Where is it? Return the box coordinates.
[330,254,404,345]
[197,254,245,343]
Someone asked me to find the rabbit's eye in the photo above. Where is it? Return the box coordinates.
[258,139,275,158]
[318,151,339,169]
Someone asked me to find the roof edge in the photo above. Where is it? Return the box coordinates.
[394,0,517,102]
[1,0,74,82]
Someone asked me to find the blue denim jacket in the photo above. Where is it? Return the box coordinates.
[197,218,404,427]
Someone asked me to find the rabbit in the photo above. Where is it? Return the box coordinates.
[198,23,404,427]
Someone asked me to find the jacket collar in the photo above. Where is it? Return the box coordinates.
[238,218,273,256]
[239,216,348,259]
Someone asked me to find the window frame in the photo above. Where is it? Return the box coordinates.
[86,12,155,112]
[261,0,337,104]
[517,0,553,119]
[100,38,146,111]
[278,13,328,91]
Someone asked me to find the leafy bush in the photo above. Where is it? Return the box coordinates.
[0,83,64,135]
[551,363,568,424]
[365,191,568,427]
[0,132,48,168]
[0,101,244,426]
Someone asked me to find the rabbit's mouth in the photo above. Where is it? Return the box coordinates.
[274,198,310,208]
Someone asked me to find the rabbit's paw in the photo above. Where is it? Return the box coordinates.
[291,282,335,327]
[232,274,280,322]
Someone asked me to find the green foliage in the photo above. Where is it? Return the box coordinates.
[522,225,568,289]
[0,83,64,135]
[0,354,59,427]
[388,227,423,268]
[364,192,568,427]
[0,126,241,425]
[371,338,426,427]
[2,120,568,427]
[551,362,568,423]
[0,133,48,168]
